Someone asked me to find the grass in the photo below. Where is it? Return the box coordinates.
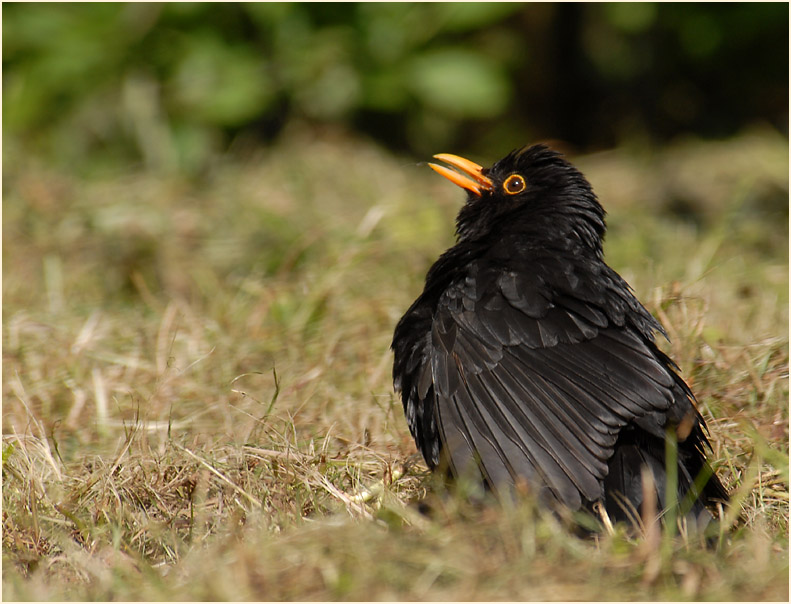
[3,124,789,600]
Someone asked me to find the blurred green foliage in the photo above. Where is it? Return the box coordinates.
[3,3,788,174]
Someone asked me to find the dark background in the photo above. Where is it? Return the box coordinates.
[3,2,789,175]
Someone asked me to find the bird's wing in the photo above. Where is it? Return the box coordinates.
[428,259,683,509]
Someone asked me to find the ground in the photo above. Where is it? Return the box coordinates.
[3,126,788,600]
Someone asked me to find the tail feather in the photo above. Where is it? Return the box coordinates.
[601,427,727,529]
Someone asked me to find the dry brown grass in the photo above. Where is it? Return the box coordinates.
[3,126,788,600]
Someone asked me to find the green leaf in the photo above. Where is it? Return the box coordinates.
[407,48,510,118]
[170,34,275,127]
[435,3,522,32]
[2,442,15,466]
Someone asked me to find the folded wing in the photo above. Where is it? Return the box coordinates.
[427,260,688,509]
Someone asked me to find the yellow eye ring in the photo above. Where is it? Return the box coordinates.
[503,174,526,195]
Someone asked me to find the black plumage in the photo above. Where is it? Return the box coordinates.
[391,144,727,526]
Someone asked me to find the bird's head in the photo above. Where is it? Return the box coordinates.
[429,144,606,255]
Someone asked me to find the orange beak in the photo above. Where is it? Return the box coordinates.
[429,153,495,197]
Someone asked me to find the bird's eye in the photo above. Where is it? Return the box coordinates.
[503,174,526,195]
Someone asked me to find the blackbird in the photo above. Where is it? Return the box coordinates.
[391,144,728,527]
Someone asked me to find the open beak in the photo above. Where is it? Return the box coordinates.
[429,153,494,197]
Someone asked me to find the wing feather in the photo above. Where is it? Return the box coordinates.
[425,261,681,507]
[470,351,605,498]
[465,367,589,503]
